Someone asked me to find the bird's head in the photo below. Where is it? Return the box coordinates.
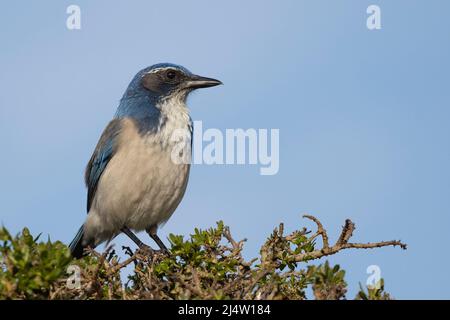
[122,63,222,105]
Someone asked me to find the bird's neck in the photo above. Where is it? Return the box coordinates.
[157,93,191,129]
[155,95,192,151]
[116,94,192,140]
[116,95,156,119]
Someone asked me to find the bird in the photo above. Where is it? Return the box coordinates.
[69,63,222,258]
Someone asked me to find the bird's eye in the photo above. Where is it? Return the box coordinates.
[166,70,177,80]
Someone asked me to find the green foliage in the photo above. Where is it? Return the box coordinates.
[306,261,347,300]
[0,222,395,300]
[0,227,72,299]
[355,278,391,300]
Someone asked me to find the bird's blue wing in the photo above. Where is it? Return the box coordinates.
[85,119,123,212]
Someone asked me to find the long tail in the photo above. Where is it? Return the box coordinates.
[69,225,87,258]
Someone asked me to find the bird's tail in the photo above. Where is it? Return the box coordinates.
[69,225,87,259]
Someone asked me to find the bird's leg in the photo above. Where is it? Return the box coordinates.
[151,234,169,253]
[121,226,154,255]
[146,225,169,254]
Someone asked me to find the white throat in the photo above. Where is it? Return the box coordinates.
[153,93,193,151]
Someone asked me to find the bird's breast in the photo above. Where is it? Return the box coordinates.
[91,117,192,231]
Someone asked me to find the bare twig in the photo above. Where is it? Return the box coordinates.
[303,215,329,248]
[122,246,134,257]
[336,219,355,245]
[290,215,407,262]
[223,226,239,249]
[107,253,138,275]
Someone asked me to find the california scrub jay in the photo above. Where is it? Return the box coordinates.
[69,63,222,258]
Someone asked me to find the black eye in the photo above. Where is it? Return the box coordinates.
[166,70,177,80]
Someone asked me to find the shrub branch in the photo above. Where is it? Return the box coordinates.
[288,215,407,262]
[0,216,407,300]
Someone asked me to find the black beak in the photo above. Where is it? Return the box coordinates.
[185,75,223,89]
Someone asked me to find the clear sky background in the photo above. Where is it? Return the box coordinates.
[1,1,449,299]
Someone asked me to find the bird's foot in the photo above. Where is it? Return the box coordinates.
[153,248,171,257]
[137,244,154,256]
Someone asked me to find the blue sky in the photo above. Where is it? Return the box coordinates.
[1,1,449,299]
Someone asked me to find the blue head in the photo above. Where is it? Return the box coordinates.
[116,63,221,119]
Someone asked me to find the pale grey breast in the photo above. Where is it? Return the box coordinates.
[86,115,192,243]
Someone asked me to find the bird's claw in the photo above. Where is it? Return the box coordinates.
[154,249,170,257]
[138,244,154,256]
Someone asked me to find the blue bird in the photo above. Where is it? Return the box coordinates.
[69,63,222,258]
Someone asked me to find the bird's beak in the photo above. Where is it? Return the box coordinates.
[185,75,223,89]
